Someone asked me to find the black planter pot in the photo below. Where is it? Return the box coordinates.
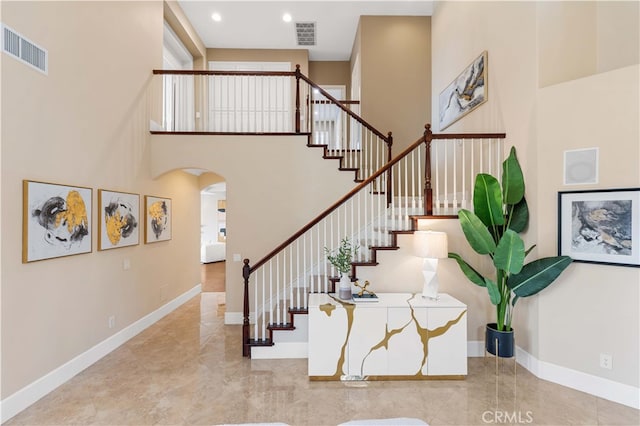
[485,323,514,358]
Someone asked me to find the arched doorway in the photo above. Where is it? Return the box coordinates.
[199,172,226,294]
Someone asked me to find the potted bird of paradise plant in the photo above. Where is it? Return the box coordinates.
[448,147,572,357]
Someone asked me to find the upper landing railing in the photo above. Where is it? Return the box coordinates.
[152,65,392,182]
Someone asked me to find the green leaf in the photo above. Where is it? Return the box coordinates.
[485,278,501,305]
[458,209,497,255]
[508,197,529,233]
[473,174,504,228]
[508,256,573,297]
[448,252,486,287]
[502,146,525,204]
[493,229,525,275]
[512,294,520,307]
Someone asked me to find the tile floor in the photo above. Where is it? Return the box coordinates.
[6,293,639,426]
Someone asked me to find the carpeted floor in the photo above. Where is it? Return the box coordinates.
[201,261,225,292]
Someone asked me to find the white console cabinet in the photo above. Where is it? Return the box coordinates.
[308,293,467,380]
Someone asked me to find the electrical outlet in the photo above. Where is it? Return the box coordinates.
[123,258,131,270]
[233,254,242,262]
[108,315,116,329]
[600,353,612,370]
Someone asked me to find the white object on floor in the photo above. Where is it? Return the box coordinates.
[201,241,226,263]
[339,419,427,425]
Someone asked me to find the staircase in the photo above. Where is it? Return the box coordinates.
[150,66,505,358]
[242,126,505,358]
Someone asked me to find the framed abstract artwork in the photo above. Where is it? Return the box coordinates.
[438,51,488,131]
[558,188,639,267]
[23,180,92,263]
[98,189,140,250]
[144,195,172,243]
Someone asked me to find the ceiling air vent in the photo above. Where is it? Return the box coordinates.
[2,23,48,74]
[295,22,316,46]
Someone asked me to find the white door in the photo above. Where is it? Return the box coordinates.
[208,61,291,132]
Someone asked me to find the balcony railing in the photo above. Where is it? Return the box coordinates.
[152,66,392,182]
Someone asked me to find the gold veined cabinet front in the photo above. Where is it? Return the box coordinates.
[308,293,467,381]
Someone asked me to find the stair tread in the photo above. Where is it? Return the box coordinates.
[267,322,295,330]
[248,339,274,347]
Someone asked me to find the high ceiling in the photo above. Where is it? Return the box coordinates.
[178,1,434,61]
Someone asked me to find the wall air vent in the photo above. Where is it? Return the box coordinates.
[1,23,48,74]
[295,22,316,46]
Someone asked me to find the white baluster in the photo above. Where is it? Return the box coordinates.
[434,142,439,214]
[261,267,266,340]
[276,255,280,325]
[417,143,423,211]
[462,140,467,211]
[269,261,273,329]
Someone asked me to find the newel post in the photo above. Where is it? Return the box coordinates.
[424,124,433,215]
[386,131,393,207]
[242,259,251,357]
[295,64,301,133]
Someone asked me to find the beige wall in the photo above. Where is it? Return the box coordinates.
[538,1,639,87]
[1,1,201,398]
[537,65,640,387]
[308,61,351,95]
[356,16,432,152]
[432,0,639,390]
[150,135,359,316]
[199,172,226,190]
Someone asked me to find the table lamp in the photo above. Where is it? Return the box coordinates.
[413,230,448,300]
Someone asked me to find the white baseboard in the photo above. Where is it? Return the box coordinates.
[467,340,485,357]
[0,284,201,423]
[225,311,255,325]
[251,342,308,359]
[515,346,639,410]
[225,311,244,325]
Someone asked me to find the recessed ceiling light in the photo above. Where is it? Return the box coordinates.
[282,13,292,23]
[211,13,221,22]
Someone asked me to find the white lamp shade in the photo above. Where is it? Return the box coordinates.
[413,231,448,259]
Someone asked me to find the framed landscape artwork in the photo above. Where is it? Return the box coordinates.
[145,195,172,243]
[23,180,92,263]
[558,188,639,267]
[98,189,140,250]
[438,51,488,131]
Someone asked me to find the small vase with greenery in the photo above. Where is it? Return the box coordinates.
[325,237,359,299]
[448,147,572,356]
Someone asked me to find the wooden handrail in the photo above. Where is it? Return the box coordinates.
[152,69,296,77]
[249,127,427,273]
[248,125,506,273]
[424,128,506,214]
[298,72,390,143]
[311,100,360,105]
[432,132,506,139]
